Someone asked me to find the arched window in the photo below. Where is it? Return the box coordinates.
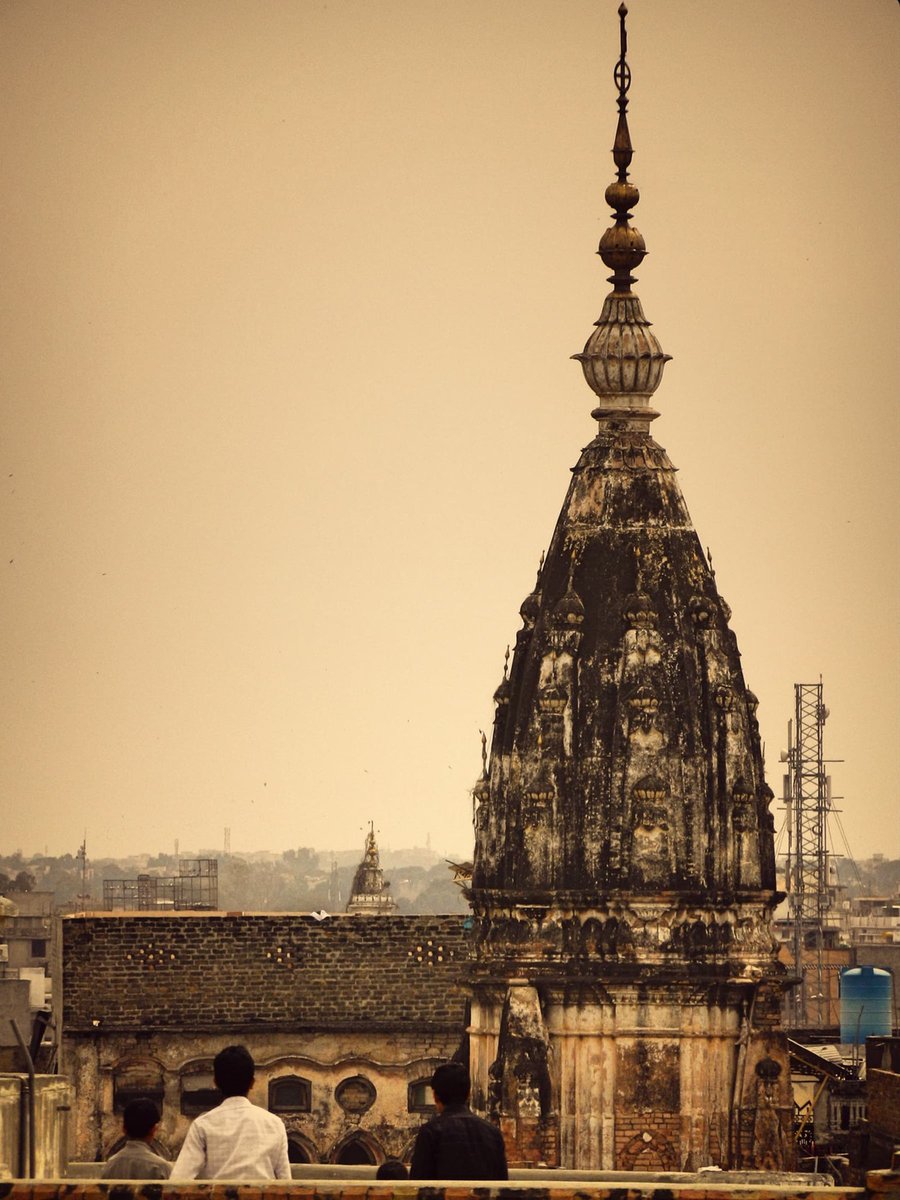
[180,1063,220,1116]
[269,1075,312,1113]
[336,1138,375,1165]
[113,1059,165,1114]
[407,1078,435,1113]
[288,1137,311,1164]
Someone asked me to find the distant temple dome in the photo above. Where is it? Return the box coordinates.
[345,823,396,916]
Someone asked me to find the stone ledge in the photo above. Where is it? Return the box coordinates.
[0,1178,889,1200]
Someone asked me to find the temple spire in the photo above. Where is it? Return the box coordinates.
[469,4,790,1173]
[345,821,396,915]
[573,3,671,428]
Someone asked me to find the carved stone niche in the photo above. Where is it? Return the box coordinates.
[625,683,659,732]
[740,1041,794,1172]
[623,591,657,630]
[578,914,630,961]
[688,593,718,629]
[629,776,673,888]
[731,778,762,888]
[732,785,753,824]
[475,798,490,834]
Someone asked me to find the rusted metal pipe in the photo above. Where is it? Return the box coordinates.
[10,1018,36,1178]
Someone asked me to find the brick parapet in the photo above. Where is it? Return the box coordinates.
[62,914,470,1031]
[0,1176,891,1199]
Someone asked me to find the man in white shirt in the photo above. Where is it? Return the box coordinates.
[170,1045,290,1180]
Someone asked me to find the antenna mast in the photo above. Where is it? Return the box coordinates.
[783,681,833,1028]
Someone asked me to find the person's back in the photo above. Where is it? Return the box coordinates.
[101,1098,171,1180]
[170,1045,290,1180]
[410,1062,507,1181]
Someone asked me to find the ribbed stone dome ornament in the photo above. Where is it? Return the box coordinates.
[572,3,671,427]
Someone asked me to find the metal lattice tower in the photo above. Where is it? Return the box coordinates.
[783,681,830,1027]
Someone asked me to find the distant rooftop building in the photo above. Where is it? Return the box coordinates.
[345,824,396,915]
[102,858,218,911]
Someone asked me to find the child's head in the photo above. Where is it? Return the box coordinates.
[123,1097,161,1140]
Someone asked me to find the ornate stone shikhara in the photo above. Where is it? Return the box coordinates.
[465,5,793,1174]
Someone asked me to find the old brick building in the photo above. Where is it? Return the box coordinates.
[464,6,793,1173]
[60,913,468,1164]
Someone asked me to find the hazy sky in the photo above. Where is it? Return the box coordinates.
[1,1,897,864]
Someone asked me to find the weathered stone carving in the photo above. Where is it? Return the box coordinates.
[466,6,792,1172]
[489,984,558,1167]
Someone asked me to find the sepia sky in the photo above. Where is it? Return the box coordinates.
[1,1,898,864]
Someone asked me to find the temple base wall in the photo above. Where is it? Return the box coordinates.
[470,980,794,1173]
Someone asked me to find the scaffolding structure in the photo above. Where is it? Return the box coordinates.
[103,858,218,911]
[782,681,835,1028]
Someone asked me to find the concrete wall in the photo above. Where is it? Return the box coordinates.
[0,1074,74,1179]
[0,981,31,1070]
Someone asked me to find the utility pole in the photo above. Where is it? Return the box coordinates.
[328,857,341,911]
[76,835,88,914]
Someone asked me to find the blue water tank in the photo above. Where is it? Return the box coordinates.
[840,966,893,1044]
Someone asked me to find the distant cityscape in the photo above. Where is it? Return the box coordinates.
[0,843,471,915]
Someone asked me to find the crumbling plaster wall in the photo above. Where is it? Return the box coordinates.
[66,1029,456,1164]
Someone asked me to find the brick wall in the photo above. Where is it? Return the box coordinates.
[62,914,470,1032]
[868,1069,900,1142]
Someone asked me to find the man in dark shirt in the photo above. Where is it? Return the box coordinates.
[410,1062,508,1180]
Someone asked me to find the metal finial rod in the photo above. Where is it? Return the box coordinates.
[611,4,634,181]
[614,4,631,104]
[594,1,644,291]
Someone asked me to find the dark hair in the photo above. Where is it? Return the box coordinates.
[213,1045,255,1097]
[375,1159,408,1180]
[430,1061,470,1106]
[123,1097,160,1140]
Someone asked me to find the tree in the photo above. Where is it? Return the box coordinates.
[10,870,35,893]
